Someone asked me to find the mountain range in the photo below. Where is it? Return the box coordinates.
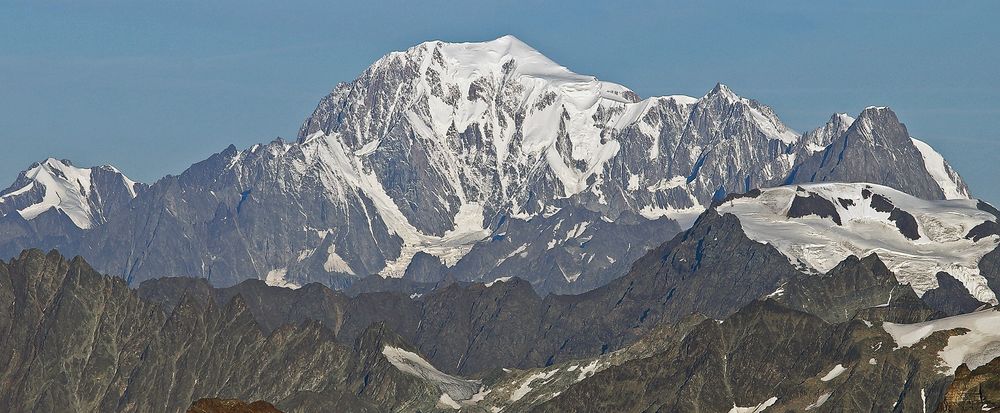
[3,179,997,410]
[1,35,998,412]
[0,36,972,296]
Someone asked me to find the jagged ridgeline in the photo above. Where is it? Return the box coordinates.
[0,36,972,296]
[4,187,998,412]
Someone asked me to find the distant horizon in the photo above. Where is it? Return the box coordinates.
[2,1,997,204]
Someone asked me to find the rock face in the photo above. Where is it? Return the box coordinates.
[937,357,1000,412]
[0,36,974,296]
[2,248,959,413]
[0,158,144,229]
[534,299,954,413]
[0,159,144,263]
[132,190,998,379]
[786,106,970,200]
[133,207,809,377]
[0,249,459,413]
[187,399,283,413]
[3,187,996,411]
[717,183,1000,305]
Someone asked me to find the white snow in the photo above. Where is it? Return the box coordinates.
[645,175,689,192]
[749,106,799,144]
[804,113,854,153]
[267,36,835,285]
[323,244,356,275]
[563,221,590,241]
[382,345,481,401]
[10,159,95,228]
[354,138,382,156]
[883,309,1000,373]
[729,396,778,413]
[509,369,558,402]
[835,113,856,127]
[576,360,601,382]
[264,268,302,289]
[717,183,1000,303]
[665,94,699,105]
[805,393,831,410]
[911,137,970,200]
[627,173,641,191]
[438,393,461,409]
[766,286,785,299]
[639,204,706,230]
[307,129,492,277]
[0,182,34,199]
[922,388,927,413]
[485,276,513,287]
[707,84,799,144]
[820,364,847,381]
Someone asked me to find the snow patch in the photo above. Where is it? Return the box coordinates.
[729,396,778,413]
[805,393,831,410]
[576,360,601,382]
[766,286,785,299]
[438,393,461,409]
[264,268,302,289]
[820,364,846,381]
[10,159,96,228]
[911,137,970,200]
[883,309,1000,373]
[510,369,559,402]
[718,183,1000,303]
[639,204,706,229]
[382,345,481,401]
[323,244,356,275]
[485,276,513,287]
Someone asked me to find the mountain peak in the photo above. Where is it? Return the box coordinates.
[831,112,856,126]
[718,182,997,303]
[800,113,856,153]
[705,82,738,101]
[852,105,903,137]
[411,35,596,87]
[0,158,142,229]
[857,105,898,122]
[696,83,800,144]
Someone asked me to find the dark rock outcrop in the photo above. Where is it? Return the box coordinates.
[0,249,447,412]
[937,357,1000,412]
[187,398,283,413]
[785,107,952,201]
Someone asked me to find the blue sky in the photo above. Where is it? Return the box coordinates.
[1,1,997,204]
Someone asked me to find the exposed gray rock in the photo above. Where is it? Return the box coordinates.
[0,249,456,413]
[0,38,973,297]
[535,299,953,413]
[785,107,958,200]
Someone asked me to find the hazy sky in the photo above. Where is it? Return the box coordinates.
[2,1,997,204]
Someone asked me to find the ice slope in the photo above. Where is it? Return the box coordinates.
[884,309,1000,373]
[911,137,971,200]
[55,35,976,292]
[288,35,808,279]
[717,183,1000,303]
[0,158,141,229]
[382,345,481,402]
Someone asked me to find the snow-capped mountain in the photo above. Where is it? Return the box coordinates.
[910,136,971,199]
[717,183,999,304]
[787,106,970,200]
[0,158,143,229]
[0,36,978,294]
[299,37,805,227]
[799,113,855,154]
